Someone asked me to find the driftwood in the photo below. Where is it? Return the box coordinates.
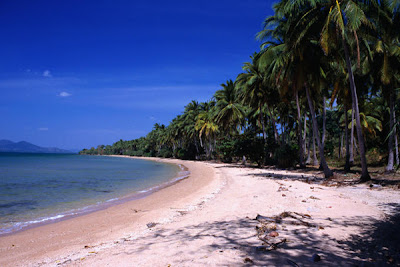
[254,211,319,251]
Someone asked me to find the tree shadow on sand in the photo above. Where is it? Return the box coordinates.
[340,203,400,266]
[101,211,397,266]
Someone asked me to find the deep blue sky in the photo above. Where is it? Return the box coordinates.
[0,0,274,151]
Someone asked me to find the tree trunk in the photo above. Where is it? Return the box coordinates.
[194,137,199,154]
[386,89,395,172]
[312,130,318,166]
[322,96,326,145]
[339,132,343,158]
[319,96,327,170]
[344,102,351,172]
[267,105,279,144]
[260,108,266,141]
[343,39,370,182]
[394,110,399,166]
[303,113,307,156]
[209,136,213,159]
[296,89,305,167]
[306,128,312,164]
[350,107,355,164]
[305,84,333,178]
[306,115,312,164]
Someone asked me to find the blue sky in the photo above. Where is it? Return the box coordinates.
[0,0,274,151]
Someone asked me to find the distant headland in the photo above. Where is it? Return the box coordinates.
[0,140,73,154]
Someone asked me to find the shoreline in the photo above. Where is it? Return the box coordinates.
[0,155,189,237]
[0,157,222,266]
[2,158,400,265]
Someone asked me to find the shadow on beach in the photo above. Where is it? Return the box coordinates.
[85,208,400,266]
[215,163,400,189]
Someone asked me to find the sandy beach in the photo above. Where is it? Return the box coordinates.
[1,158,400,266]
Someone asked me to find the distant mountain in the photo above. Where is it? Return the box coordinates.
[0,140,73,153]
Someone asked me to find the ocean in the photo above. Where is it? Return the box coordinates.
[0,153,185,235]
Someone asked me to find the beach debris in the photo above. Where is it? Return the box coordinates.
[254,211,320,251]
[309,195,320,200]
[269,231,279,237]
[369,184,382,189]
[278,186,289,192]
[287,259,300,267]
[146,222,157,228]
[310,253,321,262]
[282,194,286,197]
[57,259,72,266]
[255,214,275,223]
[244,257,254,264]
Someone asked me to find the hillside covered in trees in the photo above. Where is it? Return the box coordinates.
[81,0,400,182]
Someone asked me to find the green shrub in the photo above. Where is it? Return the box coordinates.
[274,144,298,168]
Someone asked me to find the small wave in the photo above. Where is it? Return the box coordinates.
[105,198,119,202]
[0,213,69,235]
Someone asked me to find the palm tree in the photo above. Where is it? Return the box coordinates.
[366,0,400,172]
[213,80,245,134]
[195,101,218,159]
[277,0,372,180]
[258,1,334,176]
[236,53,280,143]
[320,0,372,181]
[182,100,202,155]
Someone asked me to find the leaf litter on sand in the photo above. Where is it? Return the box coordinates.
[254,211,320,252]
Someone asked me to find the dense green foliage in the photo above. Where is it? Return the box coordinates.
[81,0,400,181]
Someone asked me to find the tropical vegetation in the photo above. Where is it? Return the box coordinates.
[81,0,400,182]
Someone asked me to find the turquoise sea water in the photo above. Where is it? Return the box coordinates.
[0,153,184,235]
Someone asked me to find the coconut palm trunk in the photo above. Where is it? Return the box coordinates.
[305,84,333,178]
[386,89,395,172]
[306,132,311,164]
[303,113,307,155]
[296,89,305,167]
[320,96,327,170]
[340,133,343,158]
[260,108,266,141]
[322,96,326,145]
[344,102,351,172]
[342,40,370,182]
[267,105,279,144]
[350,107,355,164]
[312,130,318,166]
[395,110,399,166]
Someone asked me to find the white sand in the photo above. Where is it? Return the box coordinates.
[1,158,399,266]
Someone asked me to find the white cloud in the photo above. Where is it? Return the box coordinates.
[43,70,52,77]
[58,91,72,97]
[38,127,49,131]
